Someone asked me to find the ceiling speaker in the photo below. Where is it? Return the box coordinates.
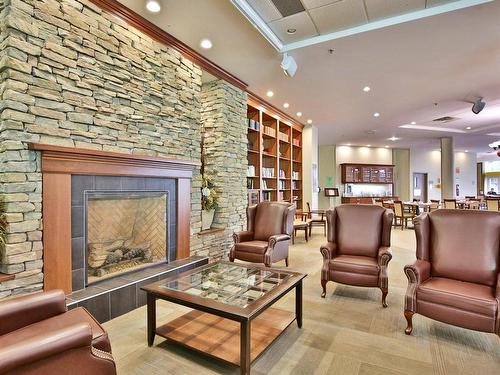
[471,97,486,114]
[281,53,297,77]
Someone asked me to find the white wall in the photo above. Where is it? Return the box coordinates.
[318,145,336,209]
[410,147,477,200]
[302,125,319,209]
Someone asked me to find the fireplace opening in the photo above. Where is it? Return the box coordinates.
[84,191,169,285]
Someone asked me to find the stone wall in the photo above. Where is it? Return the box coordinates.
[0,0,247,298]
[194,80,248,260]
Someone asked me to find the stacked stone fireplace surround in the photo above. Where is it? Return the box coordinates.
[0,0,248,300]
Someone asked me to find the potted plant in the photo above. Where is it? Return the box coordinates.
[201,175,218,230]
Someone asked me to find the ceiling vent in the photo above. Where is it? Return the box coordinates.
[270,0,305,17]
[432,116,459,123]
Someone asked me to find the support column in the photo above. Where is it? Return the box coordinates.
[440,137,454,199]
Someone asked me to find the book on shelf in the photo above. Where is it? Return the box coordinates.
[278,191,284,200]
[292,181,297,190]
[262,167,275,178]
[292,171,300,180]
[292,139,300,147]
[247,179,254,189]
[279,169,286,178]
[263,191,272,201]
[247,165,256,177]
[279,132,289,142]
[263,126,276,137]
[279,180,286,190]
[248,119,260,131]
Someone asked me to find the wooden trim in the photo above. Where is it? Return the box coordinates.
[30,144,198,178]
[248,92,305,129]
[43,173,72,294]
[177,178,191,259]
[197,227,225,236]
[88,0,247,90]
[0,273,15,282]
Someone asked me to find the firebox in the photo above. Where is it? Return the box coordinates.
[84,191,169,285]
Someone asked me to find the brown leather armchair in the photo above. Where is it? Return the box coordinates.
[320,204,394,307]
[230,202,295,267]
[0,290,116,375]
[404,209,500,336]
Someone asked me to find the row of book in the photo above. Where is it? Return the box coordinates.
[248,119,260,131]
[292,171,300,180]
[262,167,275,178]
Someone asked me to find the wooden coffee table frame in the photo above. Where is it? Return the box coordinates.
[141,261,306,375]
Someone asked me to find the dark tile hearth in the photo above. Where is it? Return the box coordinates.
[66,256,208,323]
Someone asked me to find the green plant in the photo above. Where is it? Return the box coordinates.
[201,175,219,211]
[0,196,6,246]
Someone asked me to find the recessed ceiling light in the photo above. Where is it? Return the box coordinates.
[466,126,472,130]
[307,119,312,124]
[146,0,161,13]
[366,144,371,147]
[465,150,469,153]
[296,112,302,117]
[363,86,371,92]
[283,103,289,108]
[388,136,399,141]
[287,28,296,34]
[385,145,389,148]
[200,39,212,49]
[346,143,351,146]
[266,90,274,97]
[411,121,416,125]
[373,112,380,118]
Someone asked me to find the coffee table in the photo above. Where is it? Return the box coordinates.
[141,261,306,375]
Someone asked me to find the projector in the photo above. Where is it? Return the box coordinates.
[281,53,297,77]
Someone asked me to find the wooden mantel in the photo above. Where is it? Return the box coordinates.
[30,143,198,294]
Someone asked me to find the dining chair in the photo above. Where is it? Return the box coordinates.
[429,200,440,212]
[393,201,415,230]
[374,199,384,208]
[443,199,457,209]
[306,202,326,236]
[486,198,500,212]
[468,198,481,210]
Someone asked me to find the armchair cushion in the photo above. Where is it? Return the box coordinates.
[2,307,111,353]
[329,255,379,276]
[233,240,268,254]
[417,277,497,317]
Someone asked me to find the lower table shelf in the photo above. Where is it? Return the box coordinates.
[155,307,296,366]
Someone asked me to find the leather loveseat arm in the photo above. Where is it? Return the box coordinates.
[496,273,500,301]
[0,290,67,336]
[268,234,290,248]
[0,323,115,374]
[232,231,254,244]
[320,242,337,260]
[403,260,431,312]
[377,246,392,291]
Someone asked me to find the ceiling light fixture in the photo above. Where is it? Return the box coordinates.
[373,112,380,118]
[296,112,302,117]
[466,126,472,130]
[388,136,399,141]
[465,150,469,153]
[346,144,351,146]
[385,145,389,148]
[366,144,371,147]
[411,121,416,125]
[307,119,312,124]
[281,53,297,77]
[266,90,274,97]
[146,0,161,13]
[286,28,296,34]
[200,39,213,49]
[283,103,289,108]
[363,86,371,92]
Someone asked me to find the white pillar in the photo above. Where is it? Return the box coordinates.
[440,137,454,199]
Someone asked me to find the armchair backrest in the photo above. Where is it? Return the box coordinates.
[250,202,295,241]
[415,210,500,287]
[326,204,393,258]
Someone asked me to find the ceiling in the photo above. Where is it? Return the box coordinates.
[118,0,500,160]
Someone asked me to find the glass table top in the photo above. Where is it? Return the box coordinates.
[161,263,290,308]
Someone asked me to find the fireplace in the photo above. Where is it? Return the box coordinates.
[84,191,169,284]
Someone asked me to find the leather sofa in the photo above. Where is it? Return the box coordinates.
[0,290,116,374]
[230,202,295,267]
[320,204,394,307]
[404,209,500,335]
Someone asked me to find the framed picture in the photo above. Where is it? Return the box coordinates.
[324,188,339,197]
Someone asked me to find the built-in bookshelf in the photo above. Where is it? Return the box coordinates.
[246,96,303,209]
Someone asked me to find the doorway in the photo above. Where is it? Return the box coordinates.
[413,173,428,202]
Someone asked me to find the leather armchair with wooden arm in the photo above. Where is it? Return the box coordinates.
[230,202,295,267]
[0,290,116,374]
[404,210,500,336]
[320,204,394,307]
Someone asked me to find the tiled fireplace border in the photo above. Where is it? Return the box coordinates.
[67,256,208,323]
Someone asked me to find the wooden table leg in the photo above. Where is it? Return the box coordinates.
[240,320,251,375]
[147,294,156,347]
[296,280,303,328]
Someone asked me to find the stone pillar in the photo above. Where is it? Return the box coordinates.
[440,137,454,199]
[196,79,248,260]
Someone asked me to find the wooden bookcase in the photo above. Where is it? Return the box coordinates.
[246,97,303,209]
